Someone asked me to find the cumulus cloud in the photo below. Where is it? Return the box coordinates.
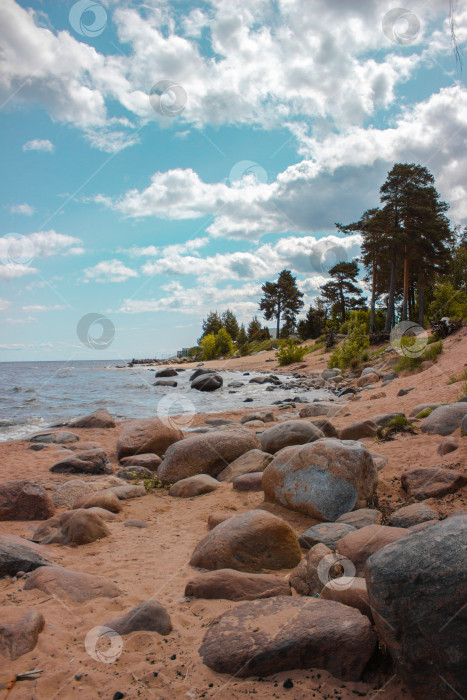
[22,304,66,312]
[22,139,54,153]
[83,259,139,283]
[10,203,34,215]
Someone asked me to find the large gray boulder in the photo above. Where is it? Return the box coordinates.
[191,373,223,391]
[366,516,467,700]
[263,439,378,521]
[260,420,324,454]
[158,429,260,484]
[0,535,53,577]
[420,403,467,436]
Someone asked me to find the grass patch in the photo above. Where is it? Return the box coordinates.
[394,340,443,373]
[276,338,308,366]
[131,473,171,492]
[378,415,417,441]
[447,368,467,385]
[416,408,432,418]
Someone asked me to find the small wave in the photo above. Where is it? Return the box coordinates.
[0,416,47,442]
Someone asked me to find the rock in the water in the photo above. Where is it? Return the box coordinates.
[27,430,79,444]
[24,565,121,602]
[104,600,172,636]
[288,543,333,596]
[117,418,183,461]
[262,438,378,521]
[260,420,324,454]
[401,466,467,499]
[32,509,110,546]
[0,609,45,660]
[169,475,220,498]
[319,577,372,620]
[299,522,356,550]
[437,437,460,455]
[67,409,115,428]
[340,420,378,441]
[119,453,161,471]
[191,373,223,391]
[0,480,55,521]
[420,402,467,436]
[50,448,113,475]
[189,510,301,572]
[199,597,376,680]
[217,449,273,482]
[240,411,275,424]
[337,524,408,575]
[0,535,53,576]
[158,429,260,484]
[336,508,382,529]
[389,503,438,528]
[155,368,178,377]
[190,368,213,381]
[185,568,290,601]
[73,490,122,513]
[118,466,153,480]
[232,472,263,492]
[366,516,467,700]
[154,379,177,387]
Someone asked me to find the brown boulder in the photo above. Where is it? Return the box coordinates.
[232,472,263,491]
[116,418,183,461]
[199,597,376,680]
[73,490,122,513]
[240,411,275,424]
[260,420,324,454]
[288,543,333,596]
[310,418,339,438]
[319,577,373,620]
[0,535,53,577]
[357,372,379,387]
[169,475,220,498]
[50,448,112,475]
[336,508,382,529]
[217,449,273,482]
[51,479,94,507]
[158,429,260,484]
[104,600,172,636]
[437,437,459,456]
[263,438,378,521]
[119,453,161,471]
[299,522,356,550]
[24,565,121,602]
[107,485,146,500]
[67,409,115,428]
[185,568,290,601]
[189,509,301,573]
[0,480,55,521]
[207,512,234,530]
[401,466,467,500]
[32,509,110,546]
[337,524,408,575]
[389,503,438,528]
[340,420,378,441]
[0,609,45,660]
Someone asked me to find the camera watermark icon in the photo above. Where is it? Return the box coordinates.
[85,626,123,663]
[390,320,428,358]
[156,393,196,431]
[77,313,115,350]
[309,242,352,275]
[382,8,420,45]
[0,233,35,266]
[317,552,356,589]
[149,81,187,118]
[69,0,107,38]
[229,161,268,186]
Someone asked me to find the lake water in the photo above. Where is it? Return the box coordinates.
[0,360,332,442]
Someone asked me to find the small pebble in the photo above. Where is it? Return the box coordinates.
[283,679,294,689]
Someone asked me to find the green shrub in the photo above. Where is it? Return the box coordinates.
[130,473,171,492]
[329,315,369,370]
[276,338,308,366]
[394,340,443,373]
[199,333,217,360]
[378,415,416,441]
[214,328,234,356]
[428,281,467,321]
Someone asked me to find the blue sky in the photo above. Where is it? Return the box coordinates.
[0,0,466,360]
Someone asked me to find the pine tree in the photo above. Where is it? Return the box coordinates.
[221,309,239,341]
[247,316,262,342]
[320,261,366,324]
[236,324,248,347]
[201,311,222,338]
[259,270,304,337]
[297,301,327,340]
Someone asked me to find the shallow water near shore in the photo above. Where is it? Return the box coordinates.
[0,360,333,441]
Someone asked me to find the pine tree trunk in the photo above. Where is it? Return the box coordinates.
[276,297,281,338]
[384,247,397,332]
[339,287,346,324]
[369,257,376,332]
[402,248,409,321]
[418,268,425,326]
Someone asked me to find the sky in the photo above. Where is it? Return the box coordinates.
[0,0,466,361]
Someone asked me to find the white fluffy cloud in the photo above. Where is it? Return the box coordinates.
[0,298,11,311]
[83,259,139,283]
[22,139,54,153]
[10,203,34,215]
[0,230,83,279]
[22,304,66,312]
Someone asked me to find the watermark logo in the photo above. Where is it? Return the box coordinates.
[0,233,36,266]
[382,8,420,45]
[229,161,268,186]
[156,393,196,431]
[317,552,356,590]
[77,313,115,350]
[309,241,352,275]
[85,626,123,663]
[69,1,107,38]
[390,320,428,358]
[149,81,187,118]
